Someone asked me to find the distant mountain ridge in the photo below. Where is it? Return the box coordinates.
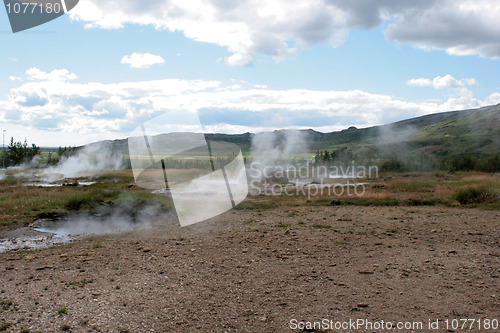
[92,103,498,156]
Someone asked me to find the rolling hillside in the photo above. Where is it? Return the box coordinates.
[94,104,499,171]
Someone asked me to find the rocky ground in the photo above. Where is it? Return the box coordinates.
[0,205,499,332]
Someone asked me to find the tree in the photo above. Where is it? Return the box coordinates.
[6,137,40,167]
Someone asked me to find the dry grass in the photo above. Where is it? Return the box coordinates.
[0,170,498,231]
[461,174,498,182]
[0,170,172,230]
[243,172,499,209]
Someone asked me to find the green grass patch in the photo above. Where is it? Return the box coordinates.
[0,178,21,186]
[404,198,442,206]
[0,322,12,331]
[65,189,120,211]
[235,200,277,210]
[311,224,332,229]
[93,171,135,184]
[454,187,496,205]
[0,169,177,229]
[390,181,436,192]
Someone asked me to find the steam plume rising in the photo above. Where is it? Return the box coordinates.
[42,142,123,181]
[249,129,309,182]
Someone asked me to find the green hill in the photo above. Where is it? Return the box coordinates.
[98,104,500,172]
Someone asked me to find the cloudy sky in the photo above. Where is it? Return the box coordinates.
[1,0,500,146]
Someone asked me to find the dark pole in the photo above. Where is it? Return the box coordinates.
[2,130,5,169]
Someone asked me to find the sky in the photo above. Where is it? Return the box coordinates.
[1,0,500,146]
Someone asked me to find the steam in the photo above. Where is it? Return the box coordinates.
[0,203,173,253]
[3,155,42,172]
[42,142,123,181]
[249,129,309,182]
[376,123,417,155]
[39,203,163,236]
[375,123,437,171]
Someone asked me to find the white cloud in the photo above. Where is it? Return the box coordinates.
[26,67,77,81]
[483,92,500,106]
[408,74,476,89]
[407,78,433,87]
[1,67,497,146]
[432,75,465,89]
[408,74,482,111]
[121,52,165,69]
[68,0,500,65]
[9,76,22,81]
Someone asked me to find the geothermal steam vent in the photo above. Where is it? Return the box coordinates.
[128,111,248,227]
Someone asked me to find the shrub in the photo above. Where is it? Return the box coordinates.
[454,187,495,205]
[477,154,500,173]
[380,157,404,172]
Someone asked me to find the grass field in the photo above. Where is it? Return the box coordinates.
[0,170,172,230]
[0,169,498,231]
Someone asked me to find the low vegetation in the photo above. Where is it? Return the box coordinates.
[454,187,495,205]
[240,171,499,210]
[0,169,498,231]
[0,170,174,230]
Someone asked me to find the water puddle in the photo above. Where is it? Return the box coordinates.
[23,181,97,187]
[0,227,77,253]
[34,227,73,238]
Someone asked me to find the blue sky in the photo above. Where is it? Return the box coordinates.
[1,0,499,146]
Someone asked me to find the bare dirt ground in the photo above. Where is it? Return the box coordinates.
[0,205,499,332]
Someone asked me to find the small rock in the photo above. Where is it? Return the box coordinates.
[357,303,369,308]
[35,265,54,270]
[359,270,374,274]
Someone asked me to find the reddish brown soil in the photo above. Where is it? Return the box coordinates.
[0,206,499,332]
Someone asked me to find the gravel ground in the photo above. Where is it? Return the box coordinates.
[0,206,499,332]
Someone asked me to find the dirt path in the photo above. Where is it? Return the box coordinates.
[0,206,499,332]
